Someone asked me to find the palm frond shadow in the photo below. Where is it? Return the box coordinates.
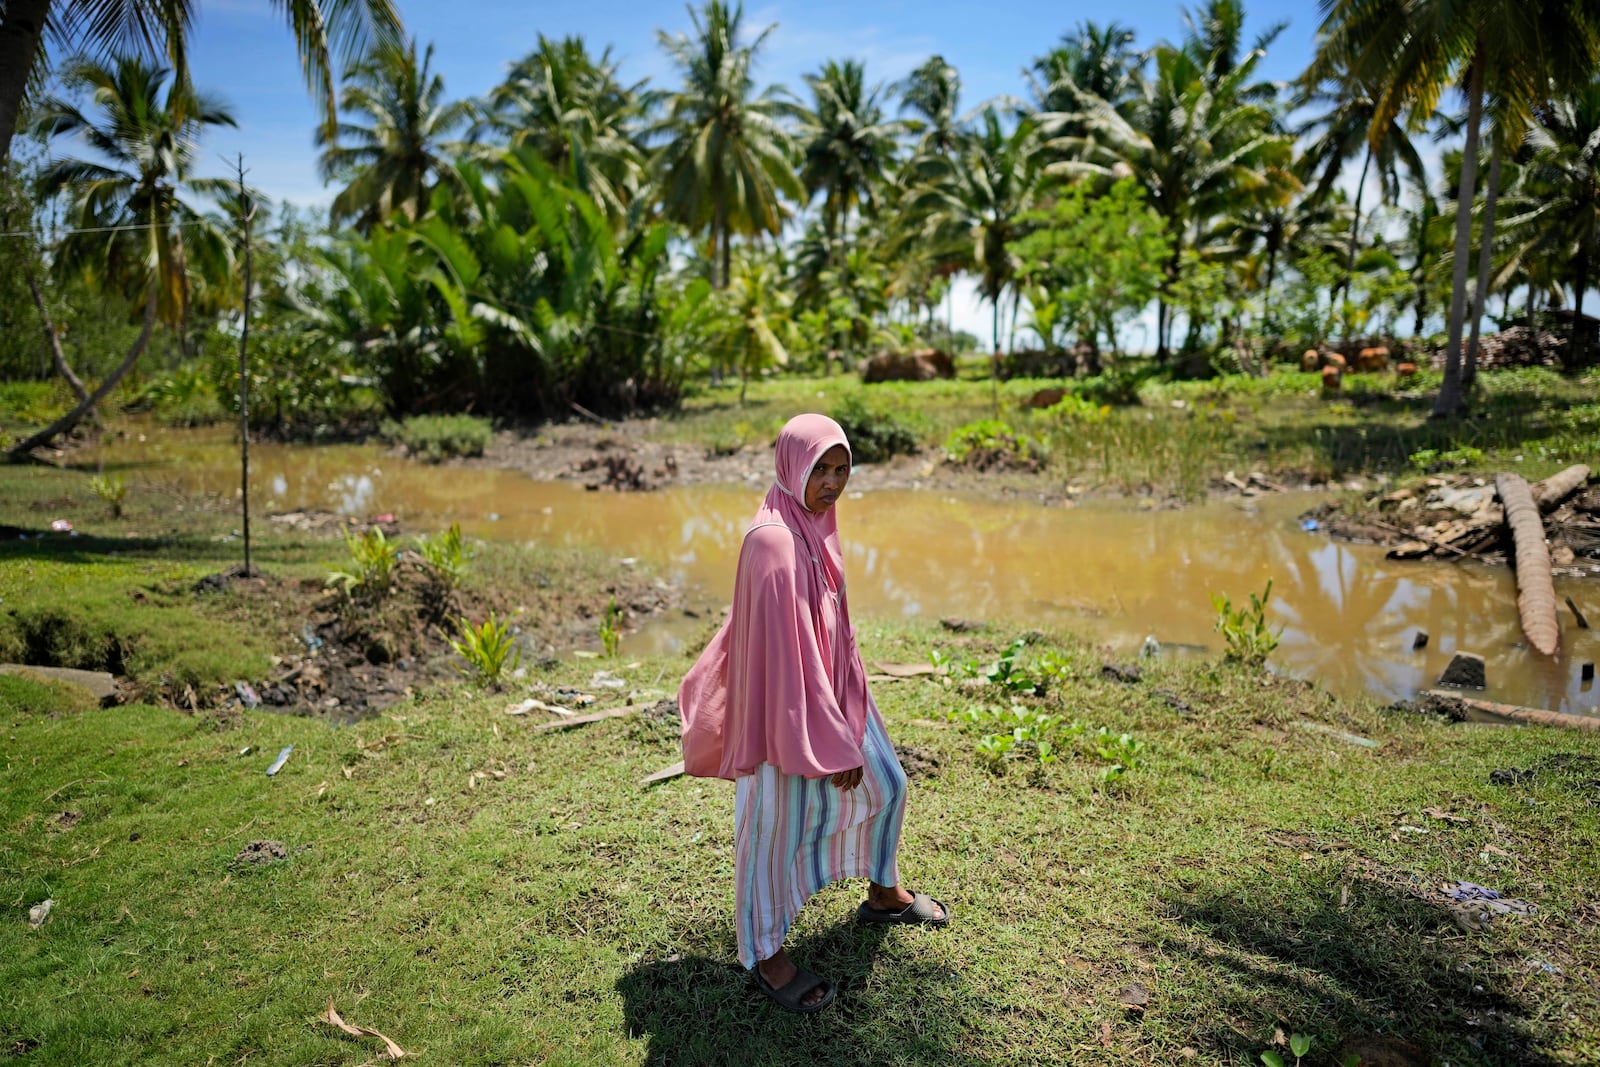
[1158,878,1557,1065]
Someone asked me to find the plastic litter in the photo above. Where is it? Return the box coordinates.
[234,681,261,708]
[27,899,53,928]
[265,745,294,776]
[1140,635,1161,659]
[49,519,72,532]
[1300,518,1320,532]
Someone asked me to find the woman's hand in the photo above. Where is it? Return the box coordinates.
[831,767,864,791]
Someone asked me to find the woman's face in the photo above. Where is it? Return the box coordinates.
[803,444,851,512]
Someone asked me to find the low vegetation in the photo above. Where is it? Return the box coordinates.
[3,623,1598,1065]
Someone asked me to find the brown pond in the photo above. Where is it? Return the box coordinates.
[93,430,1600,717]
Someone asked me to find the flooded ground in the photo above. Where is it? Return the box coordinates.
[91,429,1600,715]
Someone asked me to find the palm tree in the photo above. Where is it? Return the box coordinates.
[793,59,900,369]
[317,38,473,232]
[651,0,801,291]
[904,108,1051,403]
[14,54,237,454]
[1028,22,1141,119]
[898,54,962,161]
[1295,62,1428,328]
[475,35,654,224]
[1056,42,1293,361]
[1502,77,1600,366]
[1311,0,1600,415]
[0,0,402,166]
[796,60,900,248]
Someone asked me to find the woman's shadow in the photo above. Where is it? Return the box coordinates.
[616,919,966,1066]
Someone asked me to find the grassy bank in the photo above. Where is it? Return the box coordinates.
[0,461,669,708]
[664,364,1600,501]
[3,621,1599,1065]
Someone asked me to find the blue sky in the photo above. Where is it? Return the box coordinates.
[182,0,1322,207]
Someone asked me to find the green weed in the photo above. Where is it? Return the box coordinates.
[599,597,623,657]
[830,394,920,463]
[448,611,522,687]
[327,525,400,599]
[88,472,126,518]
[1212,579,1281,666]
[417,522,470,591]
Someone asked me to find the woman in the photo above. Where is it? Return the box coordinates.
[679,413,948,1015]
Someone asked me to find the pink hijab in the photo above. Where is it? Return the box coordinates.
[678,413,872,780]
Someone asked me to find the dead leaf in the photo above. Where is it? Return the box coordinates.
[319,998,408,1060]
[1481,843,1512,856]
[1423,807,1470,824]
[1118,982,1150,1010]
[342,766,354,780]
[1099,1020,1113,1047]
[873,661,941,678]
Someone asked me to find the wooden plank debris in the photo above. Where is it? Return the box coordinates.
[640,760,685,786]
[533,706,635,732]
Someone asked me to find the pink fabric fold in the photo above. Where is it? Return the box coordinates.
[679,413,872,780]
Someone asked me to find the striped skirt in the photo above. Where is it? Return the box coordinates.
[733,705,907,969]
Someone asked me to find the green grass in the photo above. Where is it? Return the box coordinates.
[382,413,495,462]
[3,623,1598,1065]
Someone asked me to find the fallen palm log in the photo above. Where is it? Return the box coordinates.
[533,705,634,731]
[1422,690,1600,731]
[1532,464,1590,511]
[1496,472,1561,656]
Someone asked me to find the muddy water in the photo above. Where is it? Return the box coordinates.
[93,429,1600,716]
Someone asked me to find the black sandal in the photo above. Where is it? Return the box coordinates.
[857,890,951,926]
[753,965,836,1014]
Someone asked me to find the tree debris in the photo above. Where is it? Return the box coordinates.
[1497,473,1561,656]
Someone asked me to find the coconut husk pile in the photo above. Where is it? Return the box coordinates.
[1427,326,1567,371]
[1349,465,1598,575]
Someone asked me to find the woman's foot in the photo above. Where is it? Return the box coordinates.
[865,882,946,921]
[756,949,831,1009]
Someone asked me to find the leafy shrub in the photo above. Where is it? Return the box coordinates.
[1073,367,1147,407]
[382,414,493,462]
[1044,393,1110,423]
[942,420,1042,470]
[1212,580,1281,665]
[830,394,920,463]
[130,365,225,426]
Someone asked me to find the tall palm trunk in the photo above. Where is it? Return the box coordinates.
[1432,46,1484,418]
[26,270,89,404]
[1571,243,1591,370]
[1464,142,1504,391]
[1341,146,1372,335]
[0,0,53,165]
[9,287,159,456]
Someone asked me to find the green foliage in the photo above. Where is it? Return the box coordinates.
[384,414,493,462]
[952,703,1084,768]
[943,420,1039,465]
[599,597,623,657]
[448,612,522,687]
[1014,178,1172,356]
[1043,392,1110,423]
[327,526,400,599]
[1260,1032,1341,1067]
[417,522,471,591]
[1091,727,1147,782]
[129,365,226,426]
[89,473,127,518]
[1212,580,1281,666]
[830,394,920,463]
